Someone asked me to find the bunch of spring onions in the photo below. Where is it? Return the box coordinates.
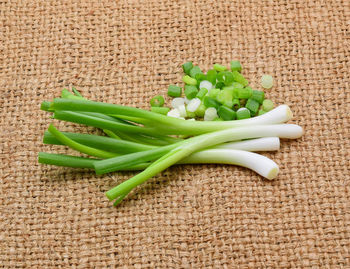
[39,62,303,206]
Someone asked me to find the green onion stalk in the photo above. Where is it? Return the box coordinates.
[104,124,303,205]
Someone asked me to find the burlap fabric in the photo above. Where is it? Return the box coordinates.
[1,0,349,268]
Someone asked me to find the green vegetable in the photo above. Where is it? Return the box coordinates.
[196,88,208,99]
[168,85,182,97]
[215,82,225,89]
[213,64,227,72]
[195,73,206,83]
[245,99,260,115]
[183,75,197,86]
[184,85,198,99]
[230,61,242,72]
[195,103,206,117]
[151,106,170,115]
[150,95,165,107]
[261,74,273,89]
[48,124,118,159]
[39,152,97,168]
[232,71,249,86]
[182,62,193,75]
[232,98,240,111]
[105,124,302,204]
[203,96,220,109]
[189,66,202,78]
[262,99,274,111]
[231,82,244,89]
[72,87,83,97]
[218,106,236,121]
[251,90,265,104]
[217,71,234,86]
[208,88,220,98]
[258,109,267,116]
[206,69,217,84]
[38,62,303,207]
[216,89,233,104]
[237,87,252,99]
[236,108,251,120]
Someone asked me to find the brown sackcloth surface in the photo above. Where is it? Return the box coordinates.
[1,0,350,268]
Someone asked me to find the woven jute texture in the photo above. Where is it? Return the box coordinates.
[1,0,349,268]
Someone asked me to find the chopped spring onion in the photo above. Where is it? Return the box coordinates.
[186,110,196,118]
[168,85,182,97]
[151,106,170,115]
[232,82,244,89]
[182,62,193,75]
[182,75,197,86]
[262,99,274,111]
[251,90,265,104]
[184,85,198,99]
[199,80,213,91]
[232,98,240,110]
[195,103,206,117]
[195,73,206,83]
[216,89,234,104]
[236,107,251,120]
[218,106,236,121]
[230,60,242,72]
[258,109,267,116]
[213,64,227,72]
[177,104,187,118]
[215,81,225,89]
[261,74,274,89]
[167,108,180,118]
[150,95,164,107]
[232,71,249,86]
[186,98,201,112]
[208,88,220,98]
[217,71,234,86]
[204,107,218,121]
[171,97,185,108]
[196,88,208,99]
[203,96,220,109]
[237,87,252,99]
[245,99,260,115]
[206,69,217,84]
[189,66,202,78]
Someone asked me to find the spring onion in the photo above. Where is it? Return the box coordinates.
[213,64,227,72]
[167,85,182,97]
[196,88,208,100]
[218,106,236,121]
[183,75,197,86]
[186,98,201,112]
[182,62,193,75]
[204,107,218,121]
[171,97,185,108]
[189,66,202,78]
[236,107,251,120]
[38,62,303,206]
[245,99,260,115]
[261,75,274,89]
[151,106,170,115]
[262,99,274,111]
[230,61,242,72]
[184,85,198,99]
[232,71,249,86]
[199,80,213,91]
[150,95,164,107]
